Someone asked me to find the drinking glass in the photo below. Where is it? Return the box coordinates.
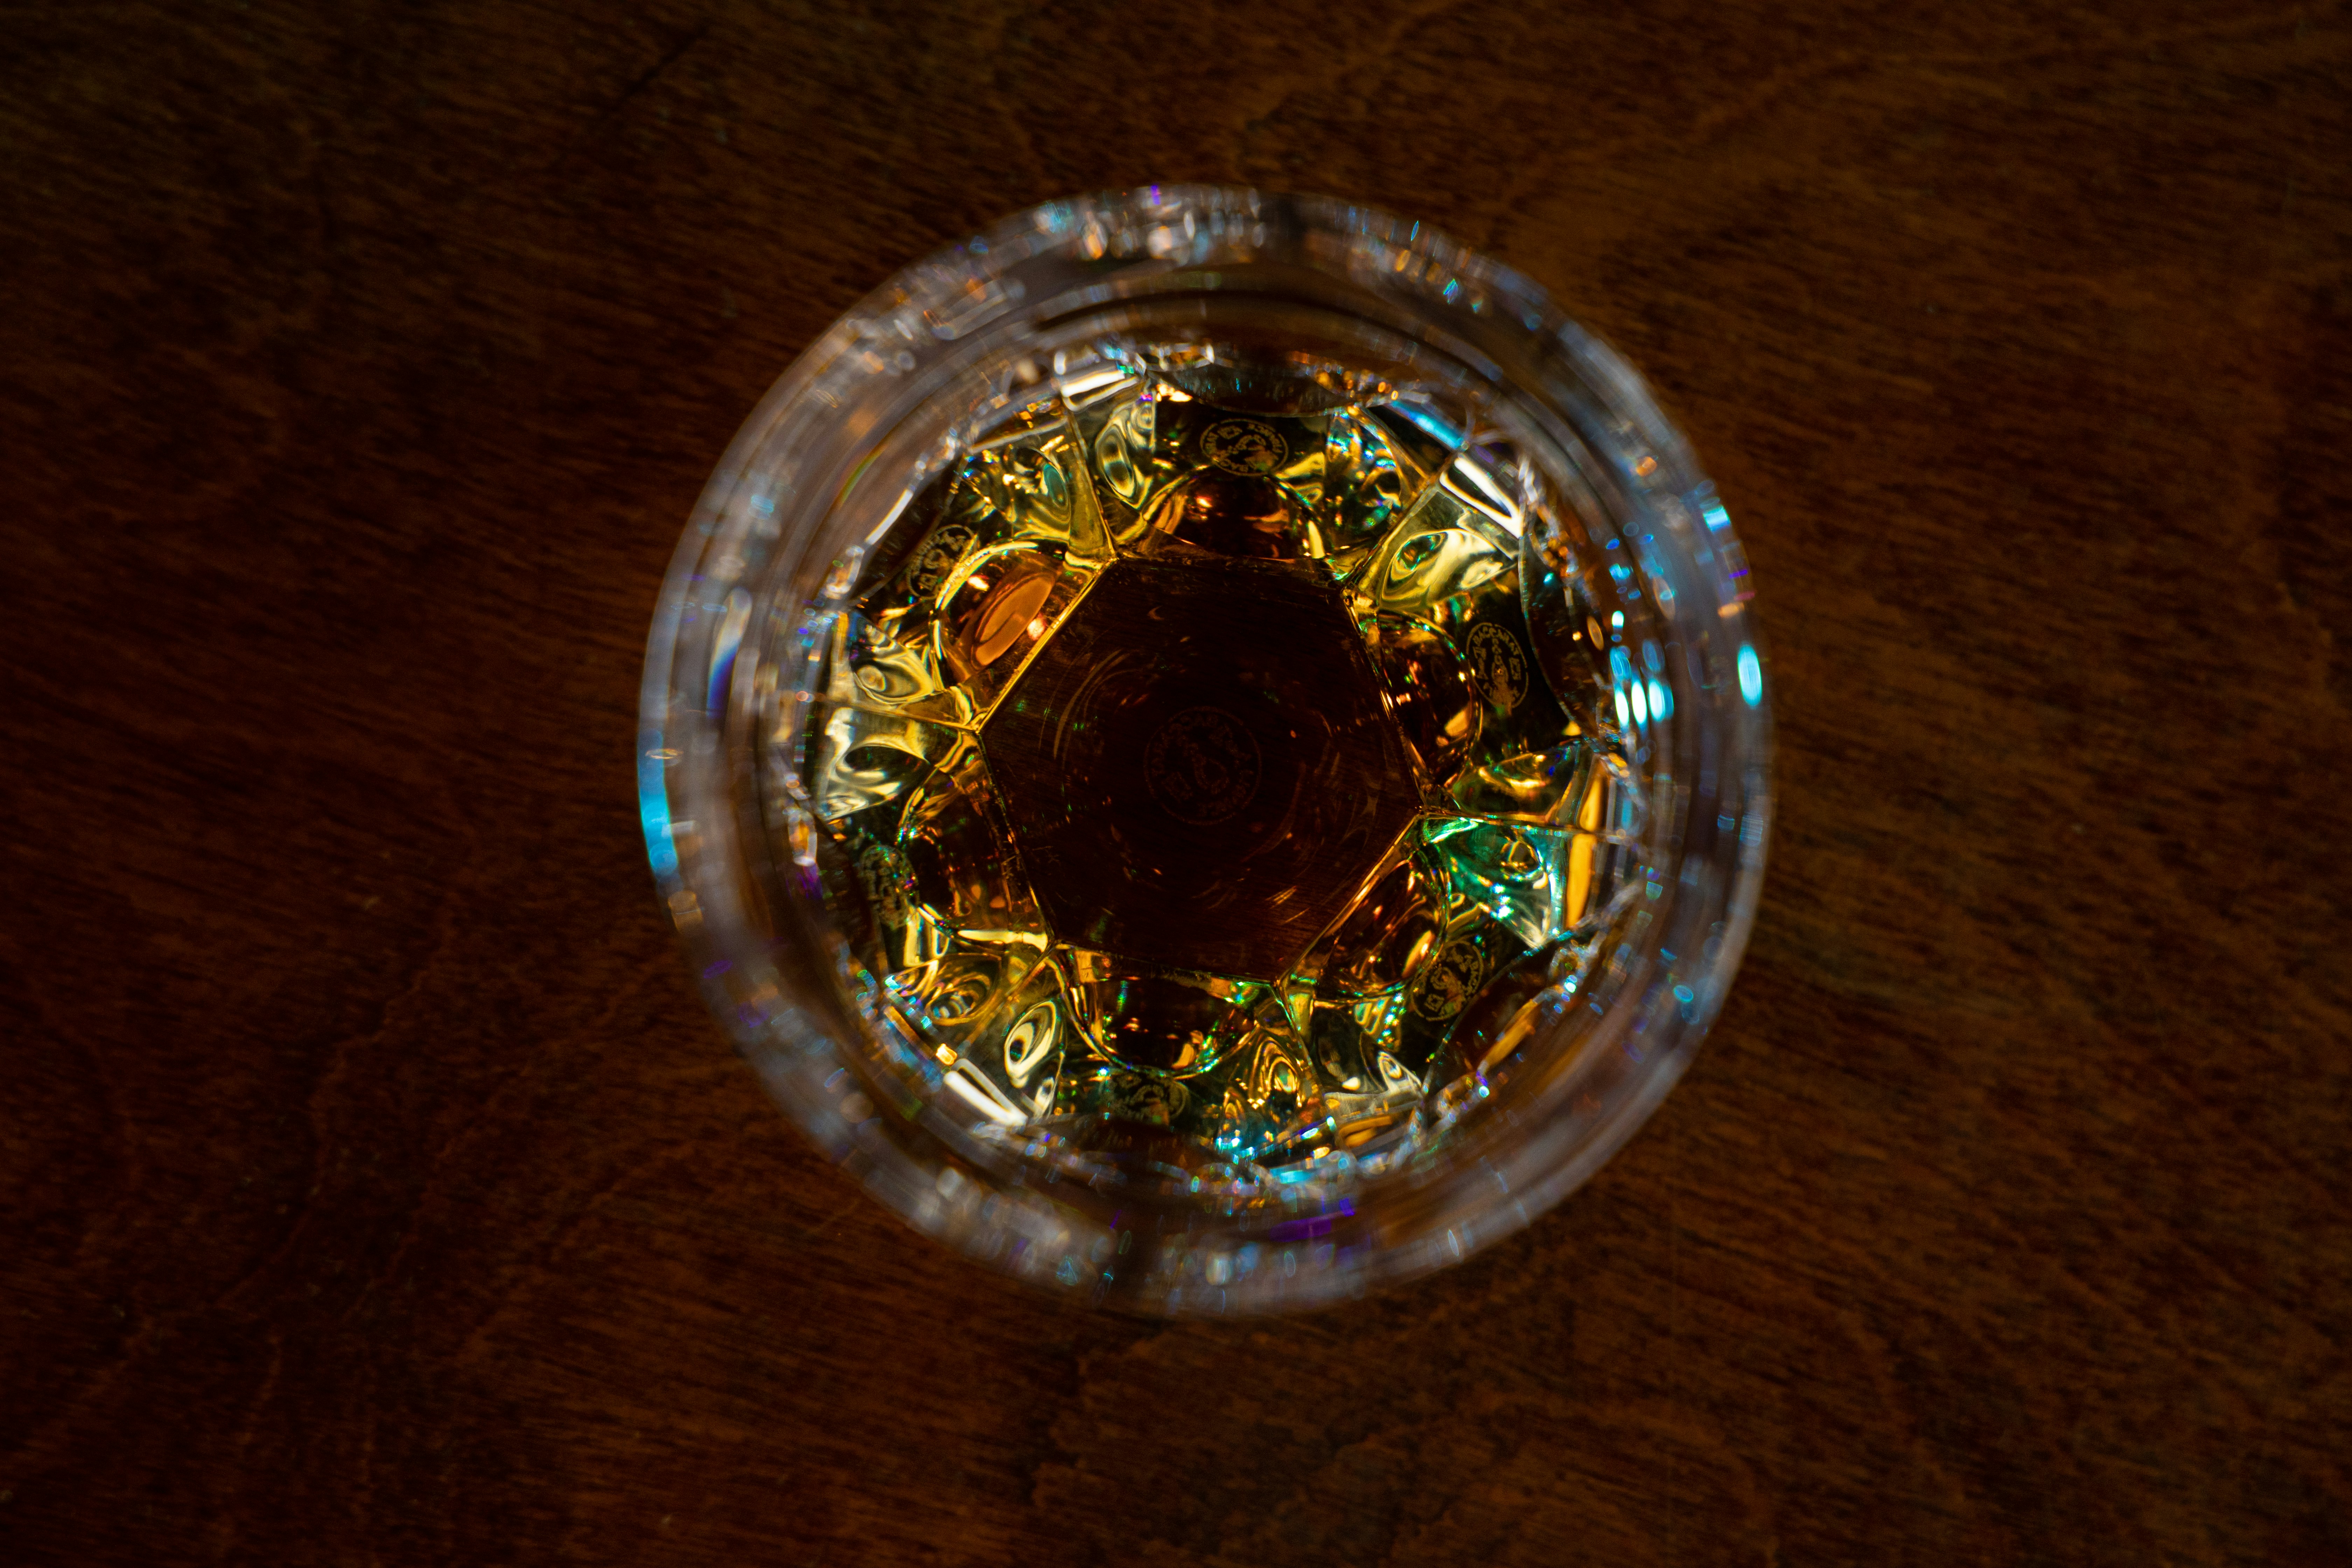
[639,186,1771,1313]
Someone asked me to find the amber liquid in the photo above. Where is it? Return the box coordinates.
[797,349,1642,1185]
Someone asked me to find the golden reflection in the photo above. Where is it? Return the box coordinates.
[795,355,1649,1183]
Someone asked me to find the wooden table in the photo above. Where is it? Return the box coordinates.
[6,3,2347,1562]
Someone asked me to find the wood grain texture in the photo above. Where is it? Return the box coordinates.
[4,2,2348,1563]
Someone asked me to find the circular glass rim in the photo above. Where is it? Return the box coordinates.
[639,185,1772,1314]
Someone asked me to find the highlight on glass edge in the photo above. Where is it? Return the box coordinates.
[640,186,1770,1313]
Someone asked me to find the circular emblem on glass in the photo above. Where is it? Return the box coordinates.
[1144,706,1263,826]
[909,522,976,597]
[855,842,912,927]
[1199,418,1288,476]
[1409,936,1489,1021]
[1466,621,1529,713]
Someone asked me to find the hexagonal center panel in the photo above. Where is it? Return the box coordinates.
[981,556,1422,980]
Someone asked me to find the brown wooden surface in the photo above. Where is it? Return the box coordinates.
[6,2,2350,1563]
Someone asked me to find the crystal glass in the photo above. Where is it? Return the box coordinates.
[639,186,1770,1314]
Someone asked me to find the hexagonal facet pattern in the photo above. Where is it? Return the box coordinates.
[981,556,1421,980]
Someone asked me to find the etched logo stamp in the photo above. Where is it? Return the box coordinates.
[1409,936,1490,1021]
[1466,621,1530,713]
[909,522,976,598]
[1145,706,1263,826]
[1199,418,1289,477]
